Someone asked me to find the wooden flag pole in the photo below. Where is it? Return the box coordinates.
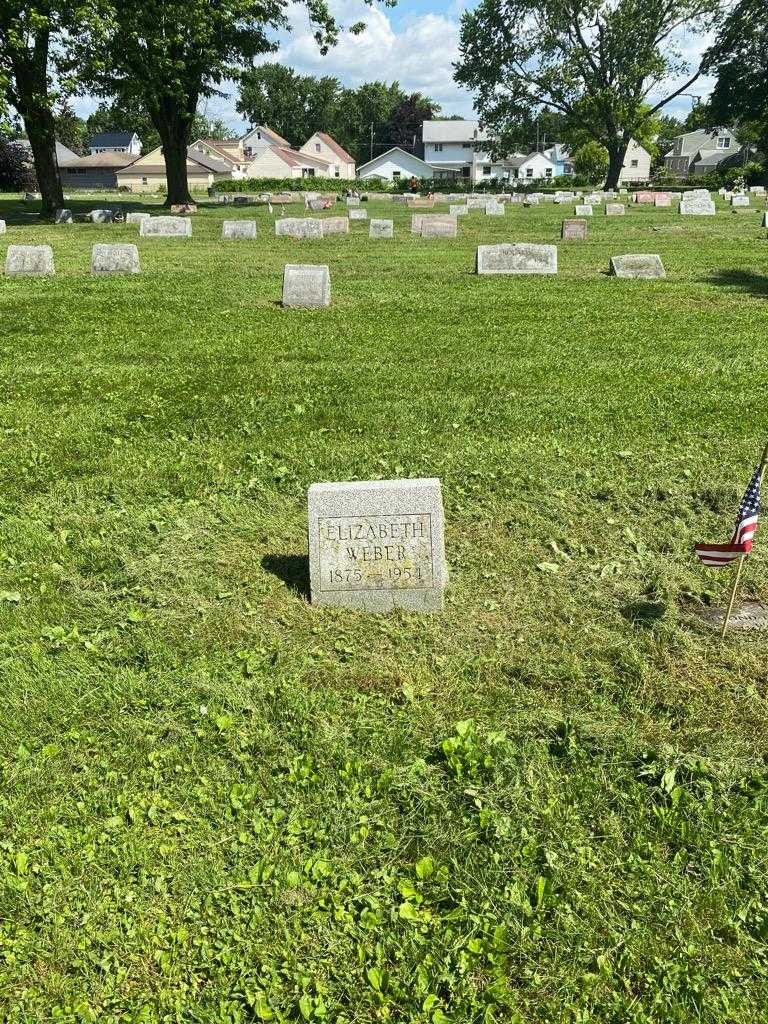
[721,441,768,639]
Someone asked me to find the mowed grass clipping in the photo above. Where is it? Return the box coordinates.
[2,193,768,1023]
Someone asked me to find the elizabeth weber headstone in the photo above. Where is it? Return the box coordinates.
[476,243,557,275]
[282,264,331,308]
[222,219,257,240]
[5,245,54,276]
[562,218,587,240]
[308,478,448,612]
[91,243,140,274]
[369,219,393,239]
[140,216,192,236]
[609,254,666,279]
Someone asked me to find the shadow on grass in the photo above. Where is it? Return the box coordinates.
[261,554,310,600]
[703,269,768,298]
[622,600,667,628]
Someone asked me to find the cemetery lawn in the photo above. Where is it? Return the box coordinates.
[3,192,768,1024]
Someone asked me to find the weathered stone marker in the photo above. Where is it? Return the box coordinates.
[126,212,151,226]
[55,209,73,224]
[275,218,323,239]
[449,205,469,217]
[485,200,505,215]
[476,243,557,275]
[233,196,250,206]
[654,194,672,207]
[609,254,666,279]
[562,218,587,240]
[680,195,715,215]
[91,243,141,274]
[346,197,360,208]
[349,209,368,220]
[369,219,393,239]
[524,196,539,206]
[282,264,331,308]
[308,478,447,612]
[422,217,457,238]
[634,191,654,204]
[574,204,593,216]
[5,245,54,276]
[140,216,192,237]
[170,203,197,214]
[763,212,768,229]
[222,219,257,240]
[89,209,114,223]
[605,203,625,216]
[0,220,6,234]
[731,195,750,207]
[321,217,350,236]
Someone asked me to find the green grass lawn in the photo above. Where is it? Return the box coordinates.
[2,191,768,1023]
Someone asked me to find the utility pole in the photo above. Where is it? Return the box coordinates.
[370,123,374,162]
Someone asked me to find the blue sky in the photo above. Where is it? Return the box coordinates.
[74,0,712,133]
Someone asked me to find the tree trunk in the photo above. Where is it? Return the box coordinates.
[605,138,630,190]
[153,99,196,206]
[23,110,64,216]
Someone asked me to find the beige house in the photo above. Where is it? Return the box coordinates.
[189,138,250,177]
[116,145,232,192]
[300,132,355,179]
[618,139,652,183]
[244,144,334,179]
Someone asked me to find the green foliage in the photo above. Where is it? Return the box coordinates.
[572,141,610,184]
[2,193,768,1020]
[211,176,390,193]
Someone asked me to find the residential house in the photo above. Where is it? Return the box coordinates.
[618,139,652,183]
[240,125,291,161]
[243,144,334,179]
[357,147,435,182]
[664,128,743,176]
[505,151,557,182]
[15,139,80,165]
[115,145,232,191]
[300,132,355,179]
[60,151,139,189]
[189,138,250,178]
[87,131,142,156]
[543,144,574,176]
[421,119,507,183]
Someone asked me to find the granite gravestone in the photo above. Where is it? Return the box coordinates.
[524,197,540,206]
[5,245,54,276]
[89,209,114,223]
[308,478,447,612]
[346,197,361,208]
[574,204,593,216]
[233,196,250,206]
[466,196,488,210]
[679,196,716,215]
[282,264,331,308]
[349,209,368,221]
[476,243,557,275]
[321,217,350,236]
[222,220,257,240]
[731,195,750,207]
[0,220,6,234]
[91,243,141,274]
[126,212,151,226]
[369,219,394,239]
[654,194,672,207]
[140,216,192,237]
[609,254,666,279]
[449,205,469,217]
[605,203,625,216]
[422,217,457,238]
[275,218,323,239]
[55,209,73,224]
[562,219,587,240]
[763,212,768,229]
[634,192,654,204]
[485,201,505,216]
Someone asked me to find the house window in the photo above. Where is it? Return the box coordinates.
[483,165,492,175]
[315,143,321,152]
[392,171,401,180]
[717,136,731,149]
[462,142,471,149]
[141,176,148,185]
[462,166,470,178]
[302,167,316,177]
[630,159,638,167]
[545,168,552,177]
[434,143,443,152]
[526,167,534,177]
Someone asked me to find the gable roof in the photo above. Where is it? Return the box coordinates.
[61,151,139,168]
[190,138,241,167]
[265,145,332,169]
[243,124,290,147]
[311,132,355,164]
[356,146,433,174]
[88,132,137,148]
[186,149,232,173]
[422,119,489,143]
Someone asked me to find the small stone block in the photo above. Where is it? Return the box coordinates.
[55,209,73,224]
[349,209,368,220]
[346,197,360,207]
[0,220,6,234]
[222,220,257,240]
[308,478,448,612]
[731,195,750,207]
[274,218,323,239]
[605,203,625,216]
[126,212,151,225]
[485,201,505,215]
[449,205,469,216]
[610,253,666,279]
[476,243,557,275]
[679,198,716,215]
[89,209,114,223]
[139,216,192,236]
[574,204,593,216]
[562,218,587,240]
[421,217,457,238]
[369,219,393,239]
[233,196,250,206]
[5,245,54,276]
[282,264,331,308]
[321,217,350,236]
[91,243,140,274]
[170,203,197,213]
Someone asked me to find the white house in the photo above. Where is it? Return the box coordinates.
[619,139,652,183]
[300,132,355,179]
[357,147,434,182]
[505,151,557,181]
[240,125,291,161]
[87,132,142,156]
[244,144,334,179]
[422,120,508,183]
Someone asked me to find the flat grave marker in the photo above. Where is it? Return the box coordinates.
[282,264,331,308]
[6,245,54,276]
[321,217,350,236]
[222,220,257,240]
[140,216,192,237]
[91,243,141,274]
[562,218,587,240]
[610,253,666,279]
[275,218,323,239]
[369,219,393,239]
[476,243,557,275]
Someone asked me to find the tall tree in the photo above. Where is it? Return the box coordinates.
[705,0,768,159]
[93,1,390,205]
[335,80,404,163]
[387,93,441,150]
[237,64,342,147]
[455,0,723,189]
[54,100,88,154]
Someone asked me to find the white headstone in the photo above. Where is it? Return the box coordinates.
[349,209,368,220]
[222,219,257,240]
[308,478,448,612]
[91,243,141,274]
[485,200,505,216]
[89,209,114,224]
[731,195,750,207]
[562,219,587,240]
[321,217,350,236]
[369,219,393,239]
[346,197,361,208]
[466,196,488,210]
[609,254,666,279]
[679,197,716,215]
[574,204,593,216]
[605,203,625,216]
[140,216,192,236]
[422,217,458,238]
[274,218,323,239]
[449,205,469,217]
[476,243,557,275]
[5,245,54,276]
[0,220,6,234]
[126,212,151,225]
[282,264,331,308]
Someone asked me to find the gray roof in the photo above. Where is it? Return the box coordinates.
[422,120,490,143]
[187,148,231,173]
[88,132,137,148]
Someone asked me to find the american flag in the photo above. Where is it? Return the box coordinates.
[695,466,763,568]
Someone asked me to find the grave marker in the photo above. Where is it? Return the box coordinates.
[476,243,557,275]
[449,205,469,217]
[562,218,587,240]
[55,209,73,224]
[91,243,140,274]
[274,218,323,239]
[731,195,750,207]
[282,264,331,308]
[0,220,5,234]
[349,209,368,221]
[5,245,54,276]
[605,203,625,216]
[222,220,257,240]
[679,196,716,215]
[422,217,457,238]
[308,478,448,612]
[89,209,114,223]
[485,200,505,216]
[574,204,593,216]
[126,212,151,225]
[369,219,393,239]
[609,254,666,279]
[140,216,192,237]
[321,217,350,236]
